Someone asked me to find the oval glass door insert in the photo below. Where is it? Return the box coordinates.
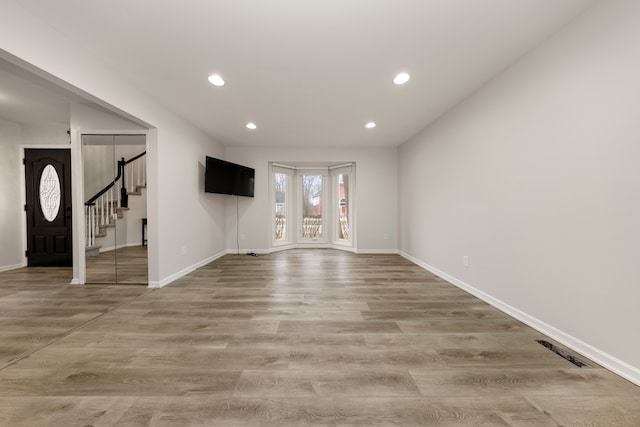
[39,164,61,222]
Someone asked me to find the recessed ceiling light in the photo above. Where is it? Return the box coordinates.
[393,72,410,85]
[365,122,376,129]
[208,74,225,86]
[246,122,257,130]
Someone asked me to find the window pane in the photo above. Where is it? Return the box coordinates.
[275,173,287,240]
[302,175,323,239]
[40,164,62,222]
[338,173,349,240]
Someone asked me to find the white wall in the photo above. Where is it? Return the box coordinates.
[399,0,640,381]
[225,146,398,253]
[157,125,226,285]
[0,118,24,270]
[22,123,69,146]
[1,4,227,286]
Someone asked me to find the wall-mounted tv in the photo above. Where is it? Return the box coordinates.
[204,156,255,197]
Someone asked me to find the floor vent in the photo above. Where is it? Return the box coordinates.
[536,340,591,368]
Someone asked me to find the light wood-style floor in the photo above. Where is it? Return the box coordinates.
[0,249,638,426]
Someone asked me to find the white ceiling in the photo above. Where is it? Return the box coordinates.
[0,59,82,126]
[4,0,596,147]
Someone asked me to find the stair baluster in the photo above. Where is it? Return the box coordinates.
[85,151,146,255]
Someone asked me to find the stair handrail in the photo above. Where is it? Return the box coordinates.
[85,151,146,206]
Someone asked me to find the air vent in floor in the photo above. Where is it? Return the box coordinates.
[536,340,592,368]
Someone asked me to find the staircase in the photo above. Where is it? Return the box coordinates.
[85,152,146,256]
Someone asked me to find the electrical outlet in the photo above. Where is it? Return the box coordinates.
[240,234,246,241]
[383,234,389,240]
[181,245,187,256]
[463,255,470,268]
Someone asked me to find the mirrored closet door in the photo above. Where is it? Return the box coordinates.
[82,134,148,284]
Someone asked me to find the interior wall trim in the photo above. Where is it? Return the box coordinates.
[399,251,640,387]
[262,245,358,254]
[0,263,26,273]
[226,248,271,255]
[227,245,388,256]
[355,249,399,254]
[148,249,227,288]
[329,244,356,253]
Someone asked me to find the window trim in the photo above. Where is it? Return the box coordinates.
[330,164,354,248]
[270,163,294,247]
[297,172,328,244]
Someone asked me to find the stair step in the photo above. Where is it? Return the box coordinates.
[86,179,145,250]
[85,245,102,257]
[127,185,146,195]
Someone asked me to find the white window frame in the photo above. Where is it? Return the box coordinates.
[270,163,294,247]
[330,163,354,248]
[296,168,329,244]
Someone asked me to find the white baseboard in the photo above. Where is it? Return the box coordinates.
[330,244,356,253]
[148,250,227,289]
[230,245,370,255]
[267,245,295,254]
[99,242,143,253]
[0,262,26,273]
[226,248,270,255]
[225,246,396,255]
[399,251,640,387]
[355,248,399,254]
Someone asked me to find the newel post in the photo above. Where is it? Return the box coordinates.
[119,157,129,208]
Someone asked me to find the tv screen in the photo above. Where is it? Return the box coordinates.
[205,156,254,197]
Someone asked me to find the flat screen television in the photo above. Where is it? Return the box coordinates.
[204,156,255,197]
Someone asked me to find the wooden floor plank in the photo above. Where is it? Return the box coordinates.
[0,249,638,425]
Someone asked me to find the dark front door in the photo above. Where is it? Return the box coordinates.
[24,149,72,267]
